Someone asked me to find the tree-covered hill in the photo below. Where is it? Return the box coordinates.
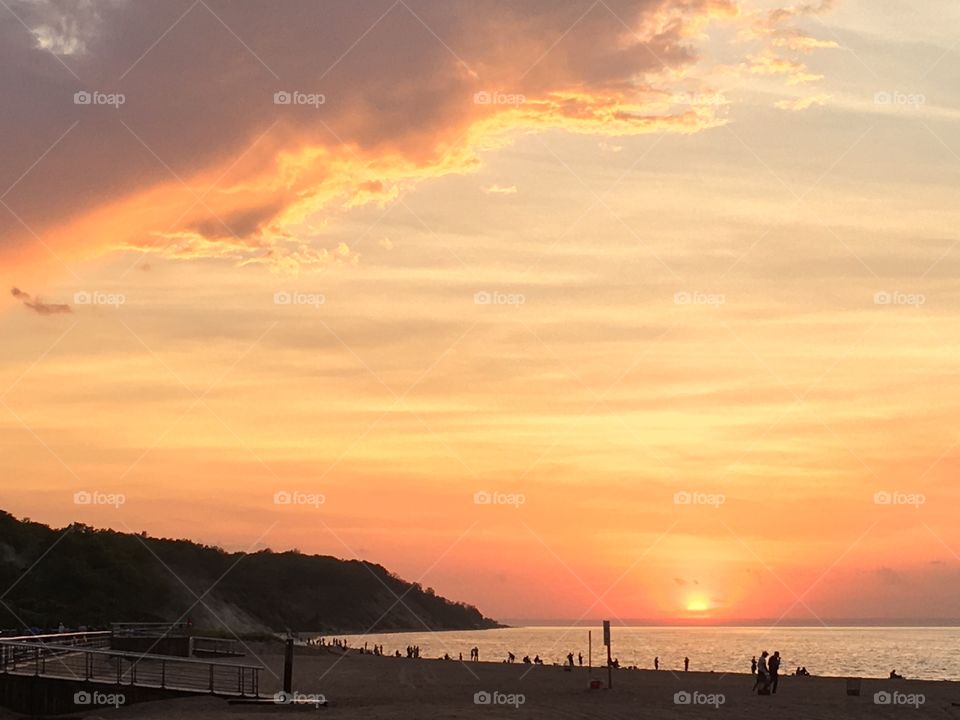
[0,511,500,634]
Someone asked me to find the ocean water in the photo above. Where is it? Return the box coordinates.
[310,626,960,681]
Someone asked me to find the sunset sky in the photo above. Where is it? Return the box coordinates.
[2,0,960,624]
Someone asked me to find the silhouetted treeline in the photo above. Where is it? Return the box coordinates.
[0,511,499,633]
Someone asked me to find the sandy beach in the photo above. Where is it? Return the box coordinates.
[27,642,958,719]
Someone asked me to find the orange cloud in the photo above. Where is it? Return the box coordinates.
[0,0,838,275]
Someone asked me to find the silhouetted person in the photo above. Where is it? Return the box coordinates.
[890,669,904,679]
[769,651,781,694]
[567,652,575,667]
[534,655,542,665]
[507,652,515,663]
[523,655,531,664]
[655,656,659,670]
[684,656,689,672]
[751,657,757,675]
[754,651,770,694]
[578,652,583,666]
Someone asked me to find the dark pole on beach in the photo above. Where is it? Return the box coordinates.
[603,621,612,690]
[588,631,592,670]
[283,637,294,694]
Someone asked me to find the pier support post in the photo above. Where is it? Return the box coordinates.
[283,638,294,694]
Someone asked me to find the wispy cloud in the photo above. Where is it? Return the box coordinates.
[10,287,71,316]
[481,184,517,195]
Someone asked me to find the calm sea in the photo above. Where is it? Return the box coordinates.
[310,626,960,681]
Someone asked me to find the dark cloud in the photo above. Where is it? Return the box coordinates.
[10,286,71,315]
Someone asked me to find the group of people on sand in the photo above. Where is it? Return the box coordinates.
[653,656,690,671]
[751,650,784,694]
[565,652,585,667]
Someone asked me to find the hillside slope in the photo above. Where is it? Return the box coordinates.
[0,511,499,634]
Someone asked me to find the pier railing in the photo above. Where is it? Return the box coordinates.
[0,631,110,649]
[110,622,190,638]
[0,639,261,697]
[192,636,245,657]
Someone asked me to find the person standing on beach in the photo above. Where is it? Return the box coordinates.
[684,656,689,672]
[754,651,769,694]
[751,657,757,675]
[578,652,583,666]
[655,656,659,670]
[769,651,781,694]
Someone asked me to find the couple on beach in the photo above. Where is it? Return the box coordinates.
[752,650,781,695]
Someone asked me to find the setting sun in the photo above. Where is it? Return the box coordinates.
[686,596,711,613]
